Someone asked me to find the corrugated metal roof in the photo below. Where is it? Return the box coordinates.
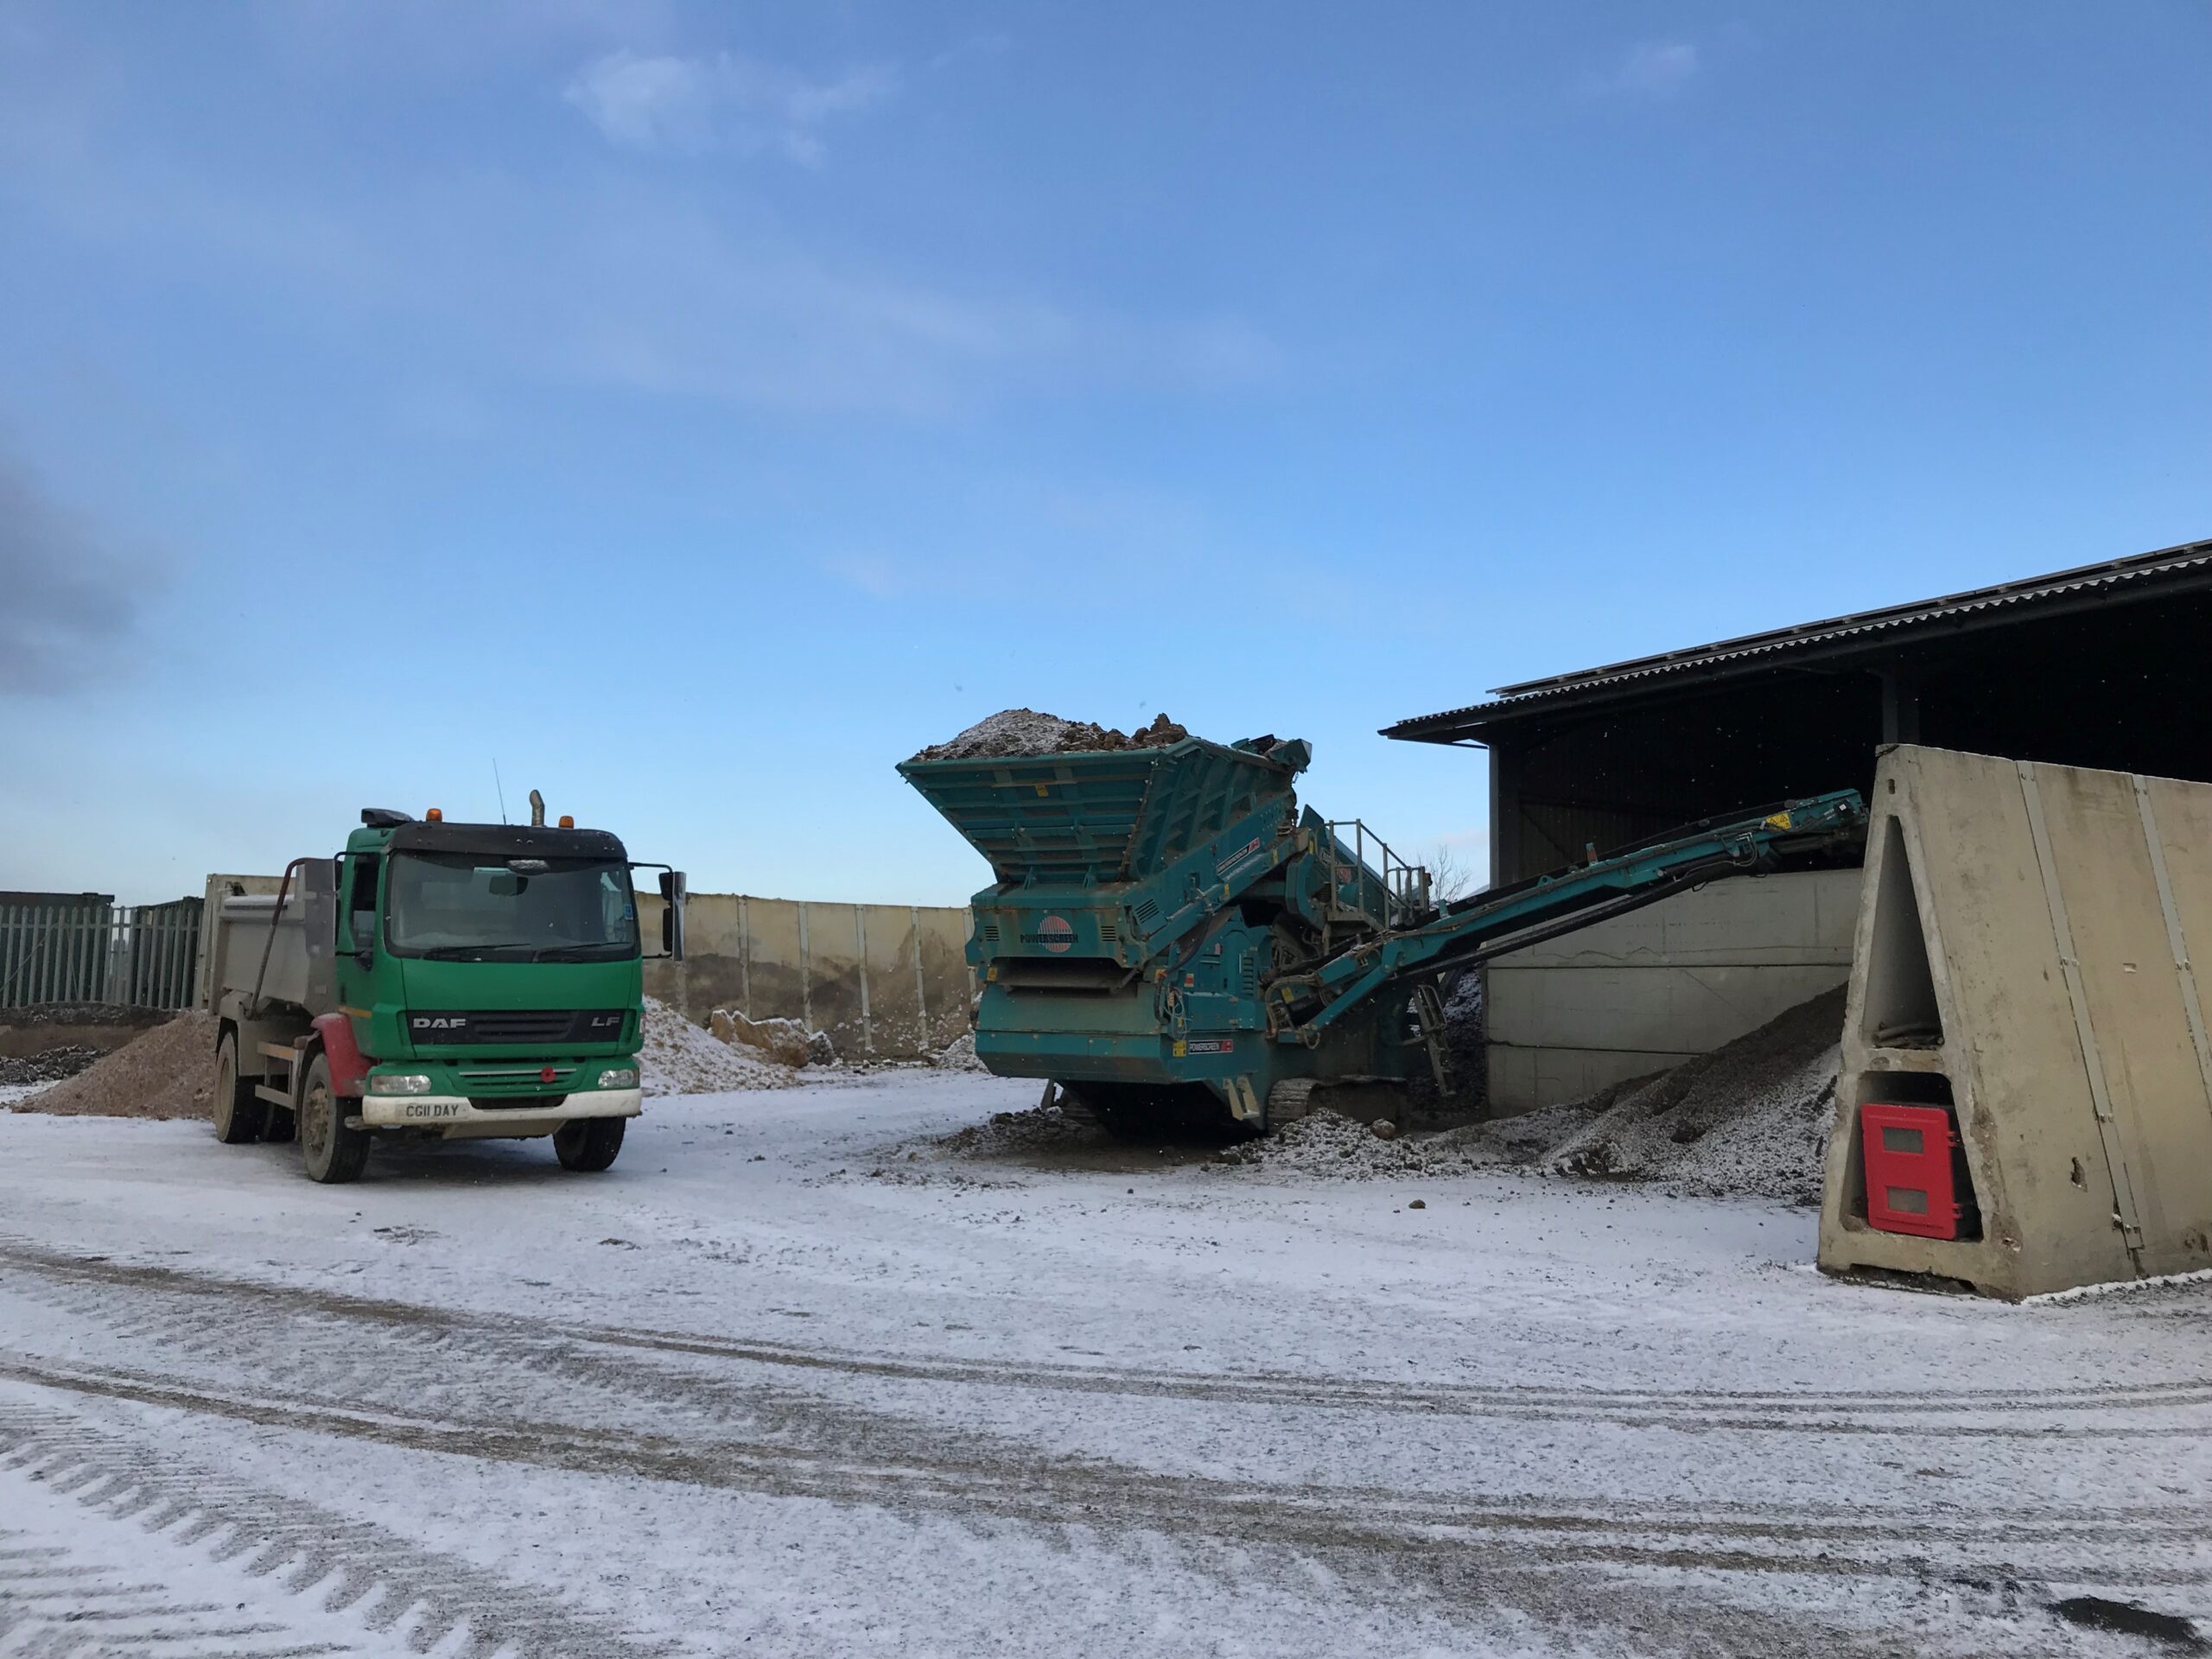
[1385,537,2212,740]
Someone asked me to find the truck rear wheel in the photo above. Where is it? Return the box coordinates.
[298,1054,369,1184]
[212,1032,267,1145]
[553,1117,625,1172]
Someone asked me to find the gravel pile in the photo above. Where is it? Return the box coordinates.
[1544,985,1845,1205]
[1217,987,1846,1205]
[932,1099,1096,1158]
[930,1033,988,1072]
[639,996,798,1095]
[10,1013,217,1120]
[1215,1102,1599,1180]
[0,1045,103,1087]
[910,709,1189,762]
[1435,969,1487,1111]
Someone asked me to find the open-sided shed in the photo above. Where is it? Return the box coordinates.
[1386,538,2212,1111]
[1387,537,2212,884]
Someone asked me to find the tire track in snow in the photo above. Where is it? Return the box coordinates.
[0,1401,683,1659]
[7,1355,2208,1592]
[3,1239,2208,1436]
[2,1243,2193,1656]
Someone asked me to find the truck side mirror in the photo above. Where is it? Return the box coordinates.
[658,870,687,963]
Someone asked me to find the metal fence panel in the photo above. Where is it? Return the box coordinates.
[0,895,203,1011]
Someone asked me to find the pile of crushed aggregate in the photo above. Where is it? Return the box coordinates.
[1217,986,1846,1205]
[1543,985,1845,1205]
[930,1032,988,1072]
[0,1044,103,1087]
[932,1098,1096,1158]
[910,709,1189,761]
[638,996,799,1094]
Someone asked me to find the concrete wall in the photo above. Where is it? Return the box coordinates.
[1485,868,1861,1112]
[640,892,972,1059]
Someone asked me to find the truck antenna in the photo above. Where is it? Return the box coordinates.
[493,760,510,824]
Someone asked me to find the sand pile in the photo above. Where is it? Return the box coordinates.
[911,709,1189,762]
[639,996,798,1095]
[11,1012,218,1120]
[9,999,801,1111]
[1218,987,1846,1205]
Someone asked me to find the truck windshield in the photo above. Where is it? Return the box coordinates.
[385,853,640,962]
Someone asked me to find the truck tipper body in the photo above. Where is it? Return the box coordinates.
[202,808,686,1183]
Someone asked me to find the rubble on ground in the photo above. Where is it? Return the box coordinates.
[0,1045,104,1087]
[1436,970,1486,1110]
[930,1032,988,1072]
[641,996,799,1094]
[1213,1105,1591,1179]
[932,1098,1096,1158]
[10,1013,218,1120]
[910,709,1189,762]
[710,1007,836,1068]
[0,1002,168,1029]
[1217,986,1846,1204]
[1542,985,1845,1205]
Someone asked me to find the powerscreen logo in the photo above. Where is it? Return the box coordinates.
[1020,915,1076,953]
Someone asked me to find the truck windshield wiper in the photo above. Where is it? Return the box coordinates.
[416,944,534,961]
[531,944,621,962]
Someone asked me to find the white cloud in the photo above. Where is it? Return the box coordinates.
[1584,41,1700,100]
[564,48,896,163]
[0,35,1273,423]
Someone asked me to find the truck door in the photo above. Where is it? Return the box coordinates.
[336,853,381,1023]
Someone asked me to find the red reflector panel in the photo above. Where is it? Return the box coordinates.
[1861,1103,1966,1239]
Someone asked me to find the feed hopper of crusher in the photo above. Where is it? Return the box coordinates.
[899,728,1866,1135]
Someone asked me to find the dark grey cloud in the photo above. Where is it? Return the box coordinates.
[0,448,139,694]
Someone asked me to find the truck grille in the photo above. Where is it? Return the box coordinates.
[467,1093,571,1112]
[407,1009,626,1045]
[460,1064,582,1097]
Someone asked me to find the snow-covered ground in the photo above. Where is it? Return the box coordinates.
[2,1073,2207,1657]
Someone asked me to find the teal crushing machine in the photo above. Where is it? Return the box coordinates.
[899,733,1863,1134]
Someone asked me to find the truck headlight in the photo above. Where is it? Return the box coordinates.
[368,1073,434,1096]
[596,1067,639,1090]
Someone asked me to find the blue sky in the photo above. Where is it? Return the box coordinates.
[2,2,2206,906]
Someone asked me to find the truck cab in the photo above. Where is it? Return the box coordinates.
[205,809,684,1184]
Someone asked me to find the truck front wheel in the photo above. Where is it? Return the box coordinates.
[298,1054,370,1184]
[212,1032,267,1145]
[553,1117,625,1173]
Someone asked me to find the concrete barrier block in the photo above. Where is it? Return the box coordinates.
[1819,746,2212,1299]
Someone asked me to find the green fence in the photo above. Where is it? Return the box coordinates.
[0,893,204,1011]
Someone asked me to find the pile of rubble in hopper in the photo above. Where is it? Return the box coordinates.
[911,709,1189,762]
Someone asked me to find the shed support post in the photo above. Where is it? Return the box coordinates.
[1879,668,1923,746]
[1488,739,1522,887]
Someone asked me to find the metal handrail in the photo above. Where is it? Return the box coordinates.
[1318,820,1433,931]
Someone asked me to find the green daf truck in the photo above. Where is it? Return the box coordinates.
[200,805,686,1184]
